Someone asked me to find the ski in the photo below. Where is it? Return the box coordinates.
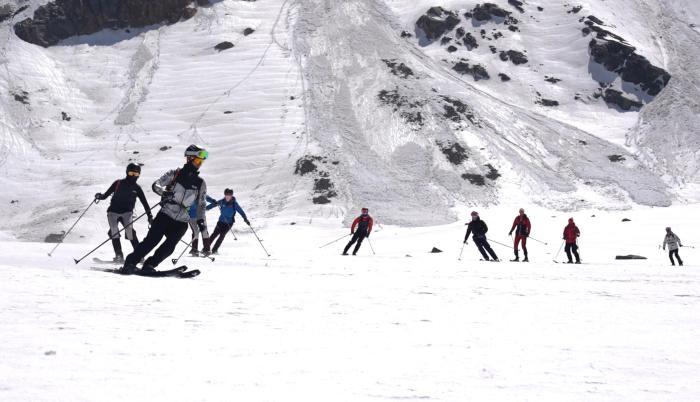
[93,257,121,265]
[90,266,191,278]
[177,269,201,278]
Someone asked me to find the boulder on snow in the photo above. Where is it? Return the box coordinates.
[415,7,460,45]
[602,89,642,111]
[452,61,490,81]
[430,247,443,253]
[622,218,631,222]
[45,233,65,243]
[499,50,528,65]
[215,41,234,51]
[615,255,647,260]
[13,0,195,47]
[243,27,255,36]
[468,3,510,21]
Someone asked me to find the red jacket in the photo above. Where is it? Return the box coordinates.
[563,223,580,243]
[510,215,531,236]
[351,215,373,235]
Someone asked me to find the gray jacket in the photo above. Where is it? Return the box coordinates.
[663,233,682,251]
[152,166,207,223]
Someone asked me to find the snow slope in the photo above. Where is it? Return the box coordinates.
[0,0,698,236]
[1,204,700,401]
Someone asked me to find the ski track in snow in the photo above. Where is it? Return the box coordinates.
[1,204,700,400]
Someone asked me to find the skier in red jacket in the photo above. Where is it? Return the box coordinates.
[508,208,531,262]
[563,218,581,264]
[342,208,373,256]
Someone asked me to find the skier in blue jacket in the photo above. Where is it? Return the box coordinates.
[202,188,249,255]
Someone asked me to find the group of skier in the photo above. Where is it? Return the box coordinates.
[92,145,686,273]
[95,145,250,274]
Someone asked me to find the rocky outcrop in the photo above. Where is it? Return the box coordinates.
[499,50,528,65]
[415,7,460,45]
[452,61,490,81]
[468,3,509,21]
[584,16,671,96]
[14,0,195,47]
[603,89,643,111]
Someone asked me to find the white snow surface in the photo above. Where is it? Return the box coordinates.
[1,204,700,401]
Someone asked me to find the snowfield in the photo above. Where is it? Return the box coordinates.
[1,204,699,401]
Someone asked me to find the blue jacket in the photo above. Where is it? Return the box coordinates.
[206,195,247,225]
[188,202,198,219]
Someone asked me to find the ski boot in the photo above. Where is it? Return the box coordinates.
[679,261,684,266]
[575,261,581,264]
[140,264,157,274]
[189,249,199,257]
[201,250,212,257]
[113,254,125,264]
[510,257,519,262]
[212,251,220,255]
[522,257,529,262]
[119,263,137,275]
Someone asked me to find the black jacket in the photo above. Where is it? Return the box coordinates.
[465,218,488,241]
[100,177,151,215]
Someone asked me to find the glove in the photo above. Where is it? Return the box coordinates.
[147,215,154,226]
[197,219,205,232]
[94,193,103,200]
[162,190,175,202]
[244,219,250,226]
[508,231,512,236]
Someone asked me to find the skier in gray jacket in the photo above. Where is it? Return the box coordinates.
[662,227,684,266]
[121,145,208,274]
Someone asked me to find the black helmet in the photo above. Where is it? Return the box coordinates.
[184,144,208,160]
[224,188,233,195]
[126,163,141,175]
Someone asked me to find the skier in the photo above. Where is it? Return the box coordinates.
[203,188,249,255]
[508,208,531,262]
[188,201,209,256]
[563,217,581,264]
[342,208,373,256]
[662,227,683,266]
[120,145,209,274]
[463,211,499,261]
[94,163,153,263]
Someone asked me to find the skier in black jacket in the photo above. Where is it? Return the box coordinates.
[121,145,208,274]
[463,211,499,261]
[95,163,153,263]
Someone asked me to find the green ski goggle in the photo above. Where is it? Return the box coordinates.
[195,150,209,160]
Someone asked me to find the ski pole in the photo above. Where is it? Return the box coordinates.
[172,238,194,265]
[553,241,564,263]
[48,199,99,257]
[227,224,238,241]
[177,239,215,262]
[366,237,376,255]
[248,225,271,257]
[73,202,160,264]
[319,233,352,248]
[527,236,548,245]
[486,238,512,249]
[458,241,466,261]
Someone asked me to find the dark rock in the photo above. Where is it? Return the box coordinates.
[462,32,478,50]
[382,59,414,78]
[12,91,29,105]
[181,7,196,20]
[159,145,171,151]
[295,156,323,175]
[568,5,583,14]
[507,25,519,32]
[401,30,412,38]
[493,31,503,40]
[312,196,331,204]
[196,0,209,6]
[537,7,544,11]
[441,96,479,125]
[452,61,490,81]
[622,218,631,222]
[499,50,528,65]
[498,73,511,81]
[377,88,425,126]
[615,255,647,260]
[455,27,465,38]
[489,45,497,54]
[415,7,460,45]
[508,0,525,13]
[586,15,605,25]
[470,3,510,21]
[243,27,255,36]
[223,110,233,114]
[437,141,468,165]
[430,247,443,253]
[61,111,71,121]
[603,89,643,111]
[545,76,561,83]
[461,173,486,185]
[608,154,626,162]
[578,140,587,145]
[536,98,559,107]
[215,41,234,51]
[0,5,14,23]
[484,164,501,180]
[446,45,458,53]
[14,0,194,47]
[45,233,65,243]
[441,36,452,45]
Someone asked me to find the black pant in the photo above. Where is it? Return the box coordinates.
[125,212,188,268]
[669,249,683,265]
[565,243,580,263]
[206,221,231,252]
[343,231,366,255]
[474,236,498,260]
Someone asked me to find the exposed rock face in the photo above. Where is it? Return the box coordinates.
[469,3,509,21]
[415,7,460,45]
[584,16,671,96]
[499,50,528,65]
[14,0,194,47]
[603,89,642,111]
[452,61,490,81]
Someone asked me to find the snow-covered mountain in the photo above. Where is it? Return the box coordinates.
[0,0,698,238]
